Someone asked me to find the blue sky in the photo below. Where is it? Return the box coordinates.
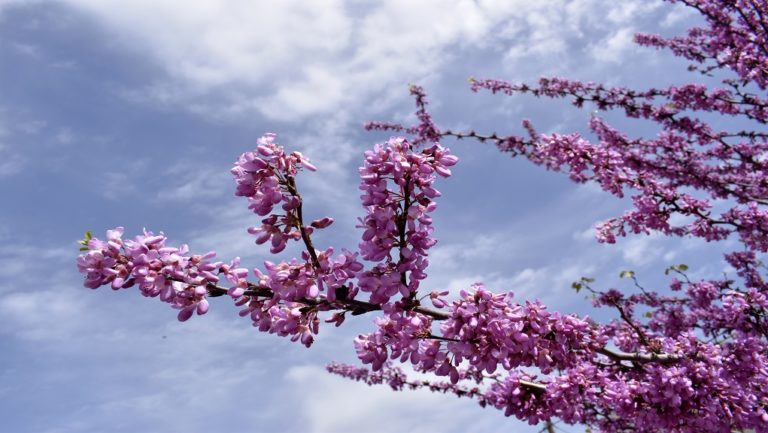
[0,1,731,432]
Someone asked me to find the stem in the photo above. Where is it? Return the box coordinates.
[205,281,680,364]
[544,420,556,433]
[424,334,460,342]
[398,176,411,290]
[520,379,548,392]
[285,175,321,270]
[204,281,450,319]
[614,302,650,347]
[597,347,679,363]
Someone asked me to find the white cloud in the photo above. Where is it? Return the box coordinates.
[0,112,20,176]
[573,226,598,241]
[97,158,152,200]
[662,250,678,262]
[501,3,572,63]
[661,2,698,27]
[443,263,597,307]
[605,1,661,24]
[56,128,74,144]
[590,27,636,63]
[70,0,351,83]
[101,171,139,199]
[620,234,665,267]
[285,365,532,433]
[498,0,662,73]
[52,0,664,122]
[0,244,72,291]
[0,150,24,177]
[61,0,353,121]
[0,283,288,431]
[155,163,230,203]
[184,203,269,260]
[11,41,40,58]
[0,0,36,13]
[0,288,86,340]
[0,107,53,177]
[18,118,46,134]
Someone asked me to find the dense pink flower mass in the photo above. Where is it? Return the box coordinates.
[78,0,768,431]
[76,227,230,321]
[356,137,456,304]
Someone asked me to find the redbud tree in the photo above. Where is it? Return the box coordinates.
[77,0,768,431]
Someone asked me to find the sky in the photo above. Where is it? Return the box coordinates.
[0,1,733,432]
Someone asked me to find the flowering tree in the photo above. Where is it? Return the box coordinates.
[76,0,768,431]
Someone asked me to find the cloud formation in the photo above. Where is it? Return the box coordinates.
[49,0,666,122]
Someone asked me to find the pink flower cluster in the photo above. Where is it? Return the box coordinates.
[354,305,434,371]
[76,227,248,321]
[231,133,318,253]
[77,226,365,348]
[365,85,442,145]
[314,247,364,303]
[236,296,319,347]
[441,285,603,374]
[485,372,548,421]
[356,137,457,304]
[353,284,605,385]
[326,361,409,391]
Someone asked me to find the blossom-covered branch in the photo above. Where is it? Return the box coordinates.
[76,0,768,431]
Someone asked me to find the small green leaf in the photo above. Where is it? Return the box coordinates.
[78,230,94,250]
[619,270,635,278]
[644,311,653,318]
[582,277,595,283]
[666,264,689,274]
[572,282,582,293]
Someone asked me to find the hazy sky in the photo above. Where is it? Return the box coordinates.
[0,1,728,432]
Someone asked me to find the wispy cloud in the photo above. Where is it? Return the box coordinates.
[0,243,72,293]
[53,0,669,123]
[0,149,24,177]
[620,234,666,267]
[0,107,40,177]
[154,163,230,204]
[11,40,40,57]
[590,27,637,63]
[285,364,530,433]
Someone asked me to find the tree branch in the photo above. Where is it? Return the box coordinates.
[204,281,450,319]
